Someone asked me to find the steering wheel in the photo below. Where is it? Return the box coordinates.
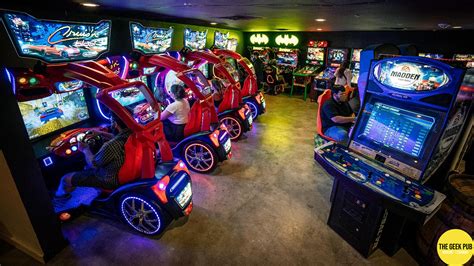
[78,130,104,154]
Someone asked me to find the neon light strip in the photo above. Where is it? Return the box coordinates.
[170,173,187,192]
[5,69,15,94]
[121,56,129,79]
[96,88,110,120]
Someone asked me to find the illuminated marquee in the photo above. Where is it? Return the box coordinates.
[249,34,269,45]
[1,11,111,63]
[275,34,299,47]
[184,28,208,50]
[214,31,229,49]
[130,22,173,54]
[374,60,449,91]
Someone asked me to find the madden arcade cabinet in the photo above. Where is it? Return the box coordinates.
[292,40,327,101]
[313,47,349,94]
[315,55,473,257]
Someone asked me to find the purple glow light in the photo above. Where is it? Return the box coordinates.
[121,56,129,79]
[95,88,110,120]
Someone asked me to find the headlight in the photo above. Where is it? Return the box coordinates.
[176,182,192,208]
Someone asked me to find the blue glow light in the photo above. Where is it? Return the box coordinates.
[96,88,110,120]
[43,157,53,167]
[121,56,129,79]
[5,68,15,94]
[120,196,161,234]
[71,146,78,151]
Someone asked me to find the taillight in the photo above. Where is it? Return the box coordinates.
[173,160,190,175]
[151,175,170,204]
[209,130,220,147]
[238,108,246,120]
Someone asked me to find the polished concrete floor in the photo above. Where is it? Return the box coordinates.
[0,94,417,265]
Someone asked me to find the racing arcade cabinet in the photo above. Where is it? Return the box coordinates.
[315,55,473,257]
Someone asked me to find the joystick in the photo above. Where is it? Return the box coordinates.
[367,171,373,179]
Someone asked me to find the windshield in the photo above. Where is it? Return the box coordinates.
[182,69,212,97]
[222,62,240,82]
[241,58,255,75]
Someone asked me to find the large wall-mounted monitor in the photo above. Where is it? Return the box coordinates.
[213,31,229,49]
[130,22,173,54]
[18,89,90,139]
[2,11,111,63]
[184,28,207,50]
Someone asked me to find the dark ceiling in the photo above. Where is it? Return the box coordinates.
[2,0,474,32]
[75,0,474,32]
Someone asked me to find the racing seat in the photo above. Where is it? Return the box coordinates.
[184,100,212,137]
[316,89,336,142]
[217,85,242,113]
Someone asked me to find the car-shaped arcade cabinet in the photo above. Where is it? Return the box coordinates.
[212,49,266,120]
[9,61,193,236]
[181,49,253,140]
[100,54,232,173]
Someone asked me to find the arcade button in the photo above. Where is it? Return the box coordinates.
[415,194,422,200]
[375,180,382,185]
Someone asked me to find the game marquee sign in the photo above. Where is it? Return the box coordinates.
[184,28,207,50]
[130,22,173,54]
[373,60,449,91]
[1,11,111,63]
[214,30,229,49]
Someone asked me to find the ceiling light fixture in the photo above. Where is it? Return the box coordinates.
[315,18,326,22]
[210,22,217,25]
[81,2,99,7]
[317,28,322,31]
[452,26,462,29]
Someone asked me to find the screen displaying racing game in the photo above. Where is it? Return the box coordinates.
[327,48,349,65]
[19,89,89,139]
[130,22,173,54]
[356,102,435,158]
[109,85,158,126]
[184,28,208,50]
[276,52,298,67]
[307,47,325,65]
[2,12,110,63]
[214,31,229,49]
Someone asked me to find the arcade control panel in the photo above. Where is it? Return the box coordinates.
[315,142,445,214]
[293,65,321,76]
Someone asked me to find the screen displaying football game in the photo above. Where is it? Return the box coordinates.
[276,52,298,67]
[307,47,325,65]
[357,102,435,157]
[19,89,89,139]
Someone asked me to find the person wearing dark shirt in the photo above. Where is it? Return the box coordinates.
[252,51,264,88]
[55,113,131,197]
[321,85,356,145]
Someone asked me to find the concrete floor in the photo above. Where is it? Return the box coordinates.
[0,94,417,265]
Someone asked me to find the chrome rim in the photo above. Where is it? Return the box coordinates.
[120,196,161,235]
[247,102,258,120]
[221,117,242,140]
[185,143,215,172]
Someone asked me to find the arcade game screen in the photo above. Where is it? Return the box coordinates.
[184,28,207,50]
[130,22,173,54]
[183,70,212,96]
[19,89,89,139]
[357,102,435,158]
[328,48,349,64]
[307,47,325,64]
[109,85,158,126]
[214,31,229,49]
[276,52,298,67]
[351,49,362,62]
[226,38,238,51]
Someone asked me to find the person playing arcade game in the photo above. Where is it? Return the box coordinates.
[160,84,191,142]
[251,51,264,87]
[55,113,131,197]
[320,84,355,145]
[334,61,352,87]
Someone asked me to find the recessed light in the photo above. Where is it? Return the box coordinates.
[81,2,99,7]
[210,22,217,25]
[315,18,326,22]
[317,28,322,31]
[452,26,462,29]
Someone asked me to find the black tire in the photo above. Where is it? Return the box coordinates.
[118,193,171,236]
[183,141,218,173]
[220,115,243,141]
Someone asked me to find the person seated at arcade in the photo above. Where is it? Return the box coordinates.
[321,84,356,145]
[160,84,191,142]
[210,78,225,108]
[55,113,131,197]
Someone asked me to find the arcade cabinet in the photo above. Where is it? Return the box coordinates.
[275,48,298,89]
[397,44,418,56]
[453,54,474,68]
[418,53,444,59]
[349,48,362,87]
[313,48,349,93]
[315,55,473,257]
[291,40,327,101]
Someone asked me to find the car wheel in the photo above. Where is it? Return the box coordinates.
[118,194,171,235]
[183,141,218,173]
[246,101,259,120]
[220,116,242,140]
